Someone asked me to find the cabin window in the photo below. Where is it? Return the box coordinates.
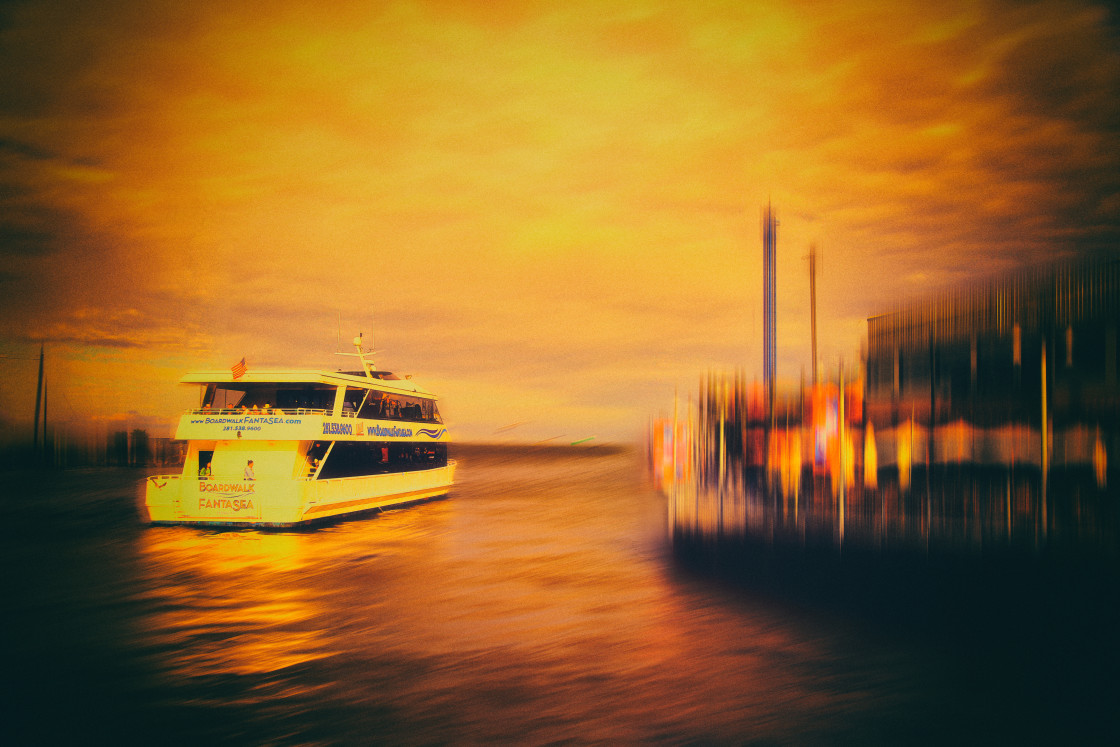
[356,392,440,422]
[316,442,447,478]
[201,384,338,412]
[341,387,366,416]
[358,394,386,420]
[277,388,335,411]
[206,386,246,409]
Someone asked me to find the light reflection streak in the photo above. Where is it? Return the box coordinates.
[137,529,329,678]
[19,446,1110,742]
[656,369,1118,559]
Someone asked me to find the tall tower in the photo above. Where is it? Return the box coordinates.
[809,243,818,386]
[762,203,777,426]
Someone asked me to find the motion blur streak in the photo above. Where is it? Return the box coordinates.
[3,445,1112,743]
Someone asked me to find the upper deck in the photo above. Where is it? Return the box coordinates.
[174,366,447,443]
[180,368,437,396]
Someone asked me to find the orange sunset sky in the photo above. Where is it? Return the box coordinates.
[1,0,1118,444]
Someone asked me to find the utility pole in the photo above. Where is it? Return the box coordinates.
[33,344,44,453]
[808,244,819,386]
[762,203,777,431]
[43,378,48,467]
[1041,336,1049,538]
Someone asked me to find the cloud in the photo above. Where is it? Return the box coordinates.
[0,0,1117,439]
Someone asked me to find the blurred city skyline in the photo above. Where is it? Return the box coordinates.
[2,0,1119,443]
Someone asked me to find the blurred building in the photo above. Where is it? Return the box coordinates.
[109,428,156,466]
[866,259,1119,428]
[150,436,185,467]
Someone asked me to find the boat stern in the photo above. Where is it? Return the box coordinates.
[144,474,183,523]
[144,475,306,526]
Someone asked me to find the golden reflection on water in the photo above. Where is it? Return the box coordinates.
[138,529,329,678]
[17,448,1112,742]
[136,499,460,682]
[9,448,1118,744]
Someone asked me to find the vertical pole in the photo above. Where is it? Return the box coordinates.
[719,376,726,486]
[43,379,49,468]
[839,360,846,547]
[1041,336,1048,538]
[927,321,934,538]
[1041,338,1048,478]
[809,244,818,386]
[798,367,804,526]
[33,344,44,453]
[929,333,936,469]
[763,203,777,437]
[672,386,678,486]
[762,203,777,500]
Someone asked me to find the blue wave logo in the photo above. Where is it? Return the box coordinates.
[417,428,445,439]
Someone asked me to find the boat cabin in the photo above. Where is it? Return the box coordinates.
[197,381,443,424]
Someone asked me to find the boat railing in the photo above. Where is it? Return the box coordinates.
[189,407,330,416]
[186,406,443,424]
[340,408,443,424]
[297,459,456,482]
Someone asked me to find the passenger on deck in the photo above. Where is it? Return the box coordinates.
[244,460,255,480]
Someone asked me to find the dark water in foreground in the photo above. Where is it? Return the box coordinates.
[4,446,1117,744]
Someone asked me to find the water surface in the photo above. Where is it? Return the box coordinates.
[4,446,1111,743]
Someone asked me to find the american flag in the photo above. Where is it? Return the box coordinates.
[231,357,247,379]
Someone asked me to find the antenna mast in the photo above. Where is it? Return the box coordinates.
[333,330,376,379]
[353,334,374,379]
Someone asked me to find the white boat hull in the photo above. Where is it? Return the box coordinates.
[145,461,456,527]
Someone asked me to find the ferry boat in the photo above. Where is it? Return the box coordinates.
[144,336,454,526]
